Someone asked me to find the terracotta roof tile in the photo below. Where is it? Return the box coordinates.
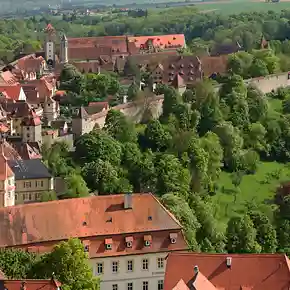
[69,46,112,60]
[3,279,60,290]
[0,85,23,101]
[128,34,185,50]
[164,253,290,290]
[0,71,19,85]
[0,193,183,248]
[200,55,228,77]
[173,279,189,290]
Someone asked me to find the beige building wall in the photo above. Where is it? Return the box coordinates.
[15,177,53,204]
[92,252,167,290]
[22,125,42,144]
[4,176,15,207]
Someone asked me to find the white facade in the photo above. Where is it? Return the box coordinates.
[92,252,167,290]
[4,176,15,207]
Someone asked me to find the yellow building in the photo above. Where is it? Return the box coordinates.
[7,159,53,204]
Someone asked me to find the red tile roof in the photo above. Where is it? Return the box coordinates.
[68,36,128,53]
[128,34,185,50]
[17,56,44,73]
[0,71,19,85]
[3,279,61,290]
[69,46,113,60]
[0,85,22,101]
[0,194,185,251]
[0,148,14,180]
[164,253,290,290]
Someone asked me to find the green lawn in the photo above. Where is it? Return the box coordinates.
[196,1,290,15]
[212,162,290,228]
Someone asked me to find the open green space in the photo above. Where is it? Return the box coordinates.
[213,161,290,226]
[196,1,290,14]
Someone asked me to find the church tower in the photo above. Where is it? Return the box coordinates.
[44,24,56,68]
[60,34,68,64]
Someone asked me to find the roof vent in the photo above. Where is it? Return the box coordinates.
[194,265,199,274]
[107,217,113,223]
[148,215,152,221]
[226,257,232,268]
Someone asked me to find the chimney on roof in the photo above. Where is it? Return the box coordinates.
[194,265,199,274]
[226,257,232,268]
[124,192,132,209]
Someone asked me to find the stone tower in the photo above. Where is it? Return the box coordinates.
[60,34,68,64]
[44,24,56,68]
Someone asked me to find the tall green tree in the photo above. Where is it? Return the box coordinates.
[226,214,261,253]
[31,239,99,290]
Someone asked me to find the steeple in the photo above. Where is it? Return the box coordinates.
[60,33,68,64]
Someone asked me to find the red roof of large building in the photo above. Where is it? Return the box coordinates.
[2,279,61,290]
[164,253,290,290]
[0,194,187,257]
[0,71,19,85]
[128,34,185,50]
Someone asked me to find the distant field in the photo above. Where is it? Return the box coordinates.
[196,1,290,14]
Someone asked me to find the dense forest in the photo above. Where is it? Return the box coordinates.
[3,7,290,66]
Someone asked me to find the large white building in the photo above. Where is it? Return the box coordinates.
[0,193,188,290]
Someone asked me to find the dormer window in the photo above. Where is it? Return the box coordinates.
[170,233,177,244]
[144,235,152,247]
[105,238,113,250]
[180,64,184,68]
[125,236,133,248]
[82,240,90,252]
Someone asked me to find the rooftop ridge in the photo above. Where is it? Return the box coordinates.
[169,252,289,258]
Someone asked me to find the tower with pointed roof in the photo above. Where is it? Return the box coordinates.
[44,24,56,68]
[60,34,68,64]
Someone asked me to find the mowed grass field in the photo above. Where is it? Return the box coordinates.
[196,0,290,14]
[212,96,290,229]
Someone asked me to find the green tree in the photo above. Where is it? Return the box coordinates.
[60,174,90,199]
[249,58,269,77]
[0,249,36,279]
[127,82,139,101]
[142,120,171,152]
[162,87,180,120]
[75,131,122,166]
[249,211,277,253]
[282,97,290,114]
[226,214,261,253]
[161,193,200,251]
[31,239,99,290]
[155,154,190,197]
[41,190,58,202]
[104,110,137,143]
[82,160,132,194]
[244,122,268,153]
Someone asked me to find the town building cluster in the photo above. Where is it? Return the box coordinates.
[1,23,290,290]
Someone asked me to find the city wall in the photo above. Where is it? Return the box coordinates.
[72,72,290,138]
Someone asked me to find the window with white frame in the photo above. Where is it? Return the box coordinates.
[127,260,133,272]
[112,261,119,273]
[96,263,103,275]
[157,257,164,269]
[158,280,164,290]
[143,281,148,290]
[112,284,118,290]
[127,282,133,290]
[142,259,149,270]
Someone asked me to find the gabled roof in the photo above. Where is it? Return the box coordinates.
[171,74,186,88]
[2,279,61,290]
[0,85,23,101]
[164,253,290,290]
[0,193,183,248]
[8,159,51,180]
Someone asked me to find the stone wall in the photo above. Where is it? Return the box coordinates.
[247,72,290,94]
[72,96,164,138]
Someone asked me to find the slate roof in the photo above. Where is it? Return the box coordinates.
[164,252,290,290]
[7,159,51,180]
